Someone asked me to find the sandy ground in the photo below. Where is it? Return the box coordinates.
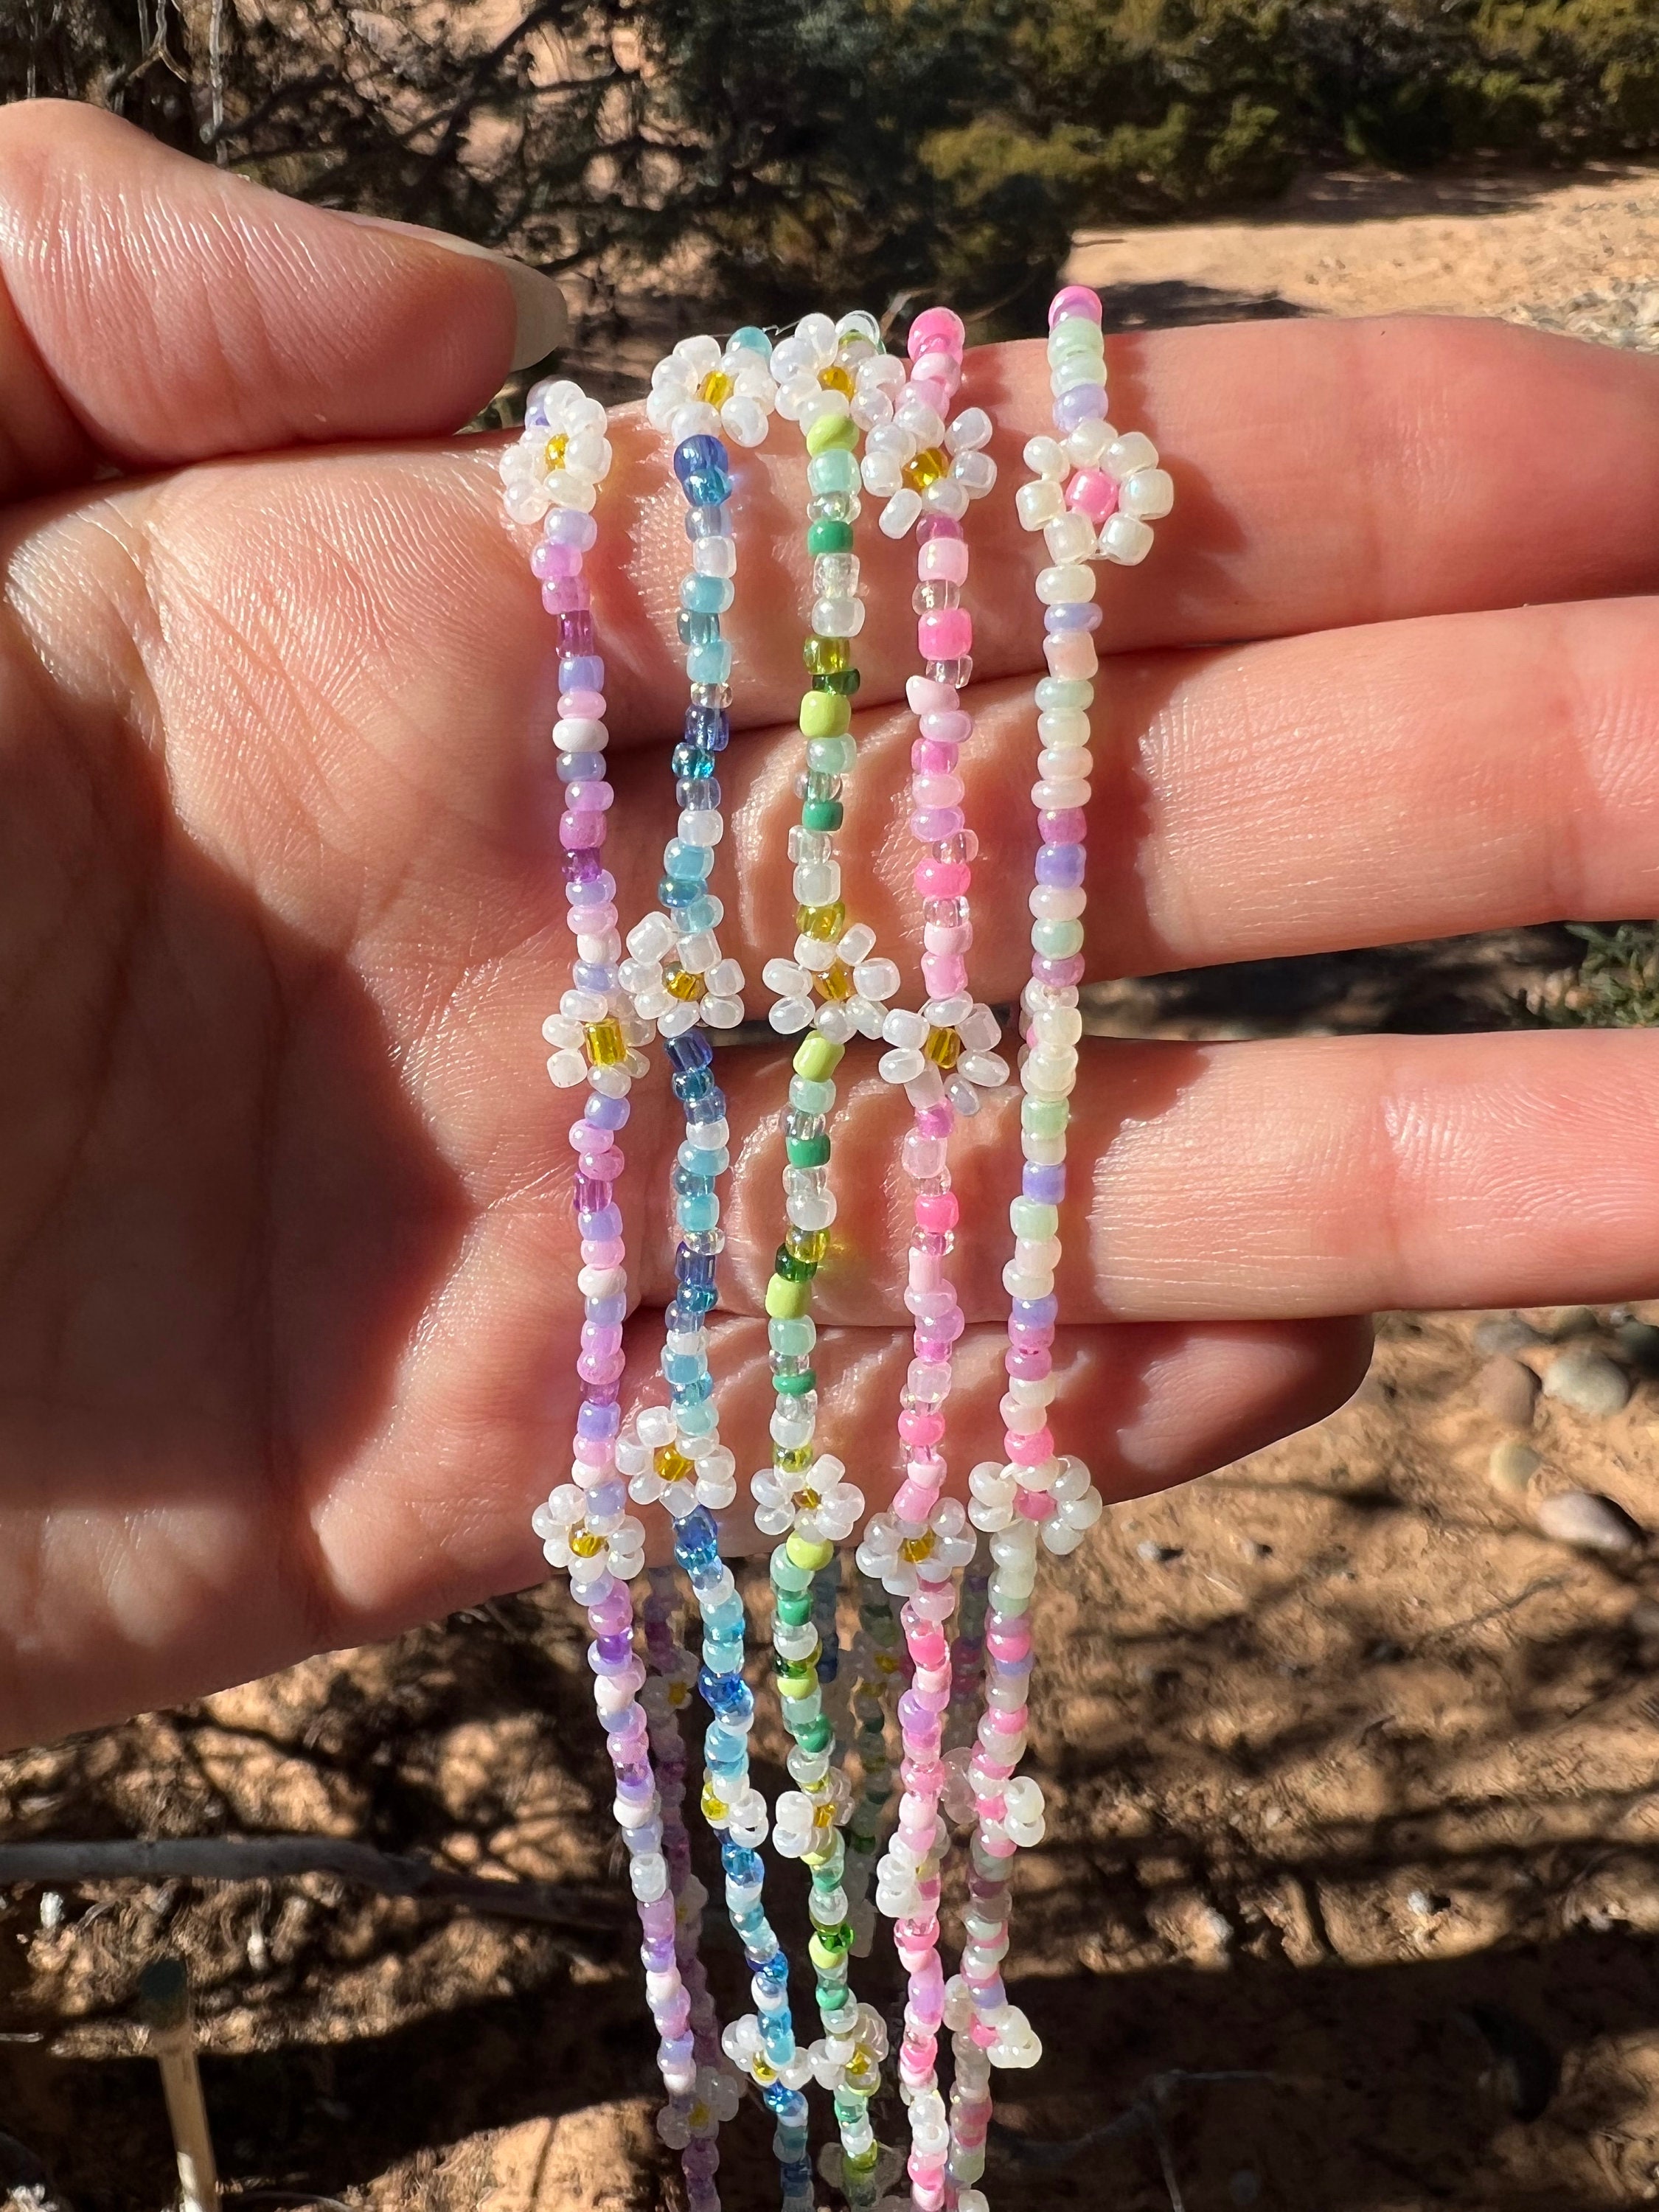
[4,167,1659,2212]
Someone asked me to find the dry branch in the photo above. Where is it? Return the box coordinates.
[0,1838,624,1931]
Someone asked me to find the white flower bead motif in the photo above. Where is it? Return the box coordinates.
[498,378,613,523]
[970,1450,1102,1551]
[863,397,998,540]
[639,1644,699,1731]
[1015,419,1174,569]
[655,2065,742,2149]
[944,1977,1042,2071]
[619,1424,739,1520]
[878,993,1009,1116]
[770,309,903,439]
[855,1495,976,1600]
[764,920,898,1043]
[619,908,745,1036]
[721,2012,814,2092]
[771,1774,853,1860]
[750,1451,864,1543]
[807,2001,888,2093]
[645,329,779,451]
[541,992,652,1094]
[530,1485,647,1584]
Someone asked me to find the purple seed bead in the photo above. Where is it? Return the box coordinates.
[1034,843,1085,886]
[560,812,603,851]
[589,1293,627,1326]
[573,961,613,993]
[581,1203,624,1242]
[543,507,599,549]
[1034,953,1087,987]
[585,1380,621,1405]
[585,1093,630,1130]
[1044,600,1102,632]
[574,1175,609,1212]
[531,540,583,581]
[1023,1163,1066,1203]
[917,513,964,541]
[1037,807,1088,844]
[1055,382,1107,431]
[1012,1295,1059,1329]
[557,610,596,654]
[577,1399,620,1440]
[560,653,605,693]
[594,1631,633,1666]
[563,847,602,884]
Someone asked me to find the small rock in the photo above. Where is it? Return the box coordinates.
[37,1891,61,1933]
[1489,1440,1541,1495]
[1473,1315,1545,1357]
[1406,1888,1441,1919]
[1476,1354,1539,1427]
[1238,1537,1272,1562]
[1615,1319,1659,1373]
[1534,1489,1645,1554]
[1543,1343,1632,1417]
[1136,1539,1179,1564]
[1367,1637,1405,1663]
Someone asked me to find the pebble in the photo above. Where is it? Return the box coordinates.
[1489,1440,1541,1495]
[37,1891,61,1933]
[1534,1489,1645,1554]
[1238,1537,1272,1562]
[1473,1315,1545,1357]
[1136,1539,1180,1564]
[1543,1343,1632,1417]
[1615,1319,1659,1372]
[1476,1354,1539,1427]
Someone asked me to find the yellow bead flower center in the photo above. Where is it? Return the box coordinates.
[663,963,705,1001]
[902,445,949,492]
[543,431,568,472]
[816,959,855,1001]
[568,1527,606,1558]
[654,1444,695,1484]
[818,363,855,397]
[698,369,734,407]
[923,1023,961,1068]
[584,1017,625,1065]
[900,1531,936,1563]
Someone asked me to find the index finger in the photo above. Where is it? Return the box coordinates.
[585,315,1659,744]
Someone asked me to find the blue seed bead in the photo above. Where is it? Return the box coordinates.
[686,638,734,686]
[666,840,712,882]
[677,1192,718,1234]
[673,741,716,779]
[678,1248,717,1288]
[666,1029,714,1072]
[678,1143,729,1178]
[556,750,605,782]
[684,705,730,749]
[672,1370,715,1406]
[662,1349,702,1385]
[728,325,772,358]
[658,878,697,911]
[676,1505,720,1563]
[680,895,720,935]
[677,609,721,648]
[673,433,727,482]
[684,503,732,540]
[683,1092,723,1127]
[681,573,735,615]
[705,1596,744,1638]
[686,467,733,507]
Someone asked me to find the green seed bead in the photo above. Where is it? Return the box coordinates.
[806,735,857,776]
[789,1074,835,1116]
[765,1271,813,1317]
[793,1034,843,1082]
[1051,318,1105,356]
[784,1135,832,1171]
[771,1548,813,1593]
[776,1590,813,1627]
[798,1713,832,1753]
[1032,917,1085,958]
[775,1243,814,1283]
[776,1660,816,1698]
[1010,1197,1060,1239]
[806,518,855,554]
[775,1366,818,1397]
[1021,1096,1069,1136]
[768,1315,816,1355]
[806,449,860,495]
[799,689,852,739]
[804,410,859,455]
[1035,675,1093,712]
[801,797,844,832]
[813,667,860,696]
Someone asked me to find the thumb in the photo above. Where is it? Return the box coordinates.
[0,101,567,500]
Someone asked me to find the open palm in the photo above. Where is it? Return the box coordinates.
[4,102,1658,1750]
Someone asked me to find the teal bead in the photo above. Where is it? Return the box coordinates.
[681,572,735,615]
[678,1398,718,1436]
[665,839,713,880]
[686,638,734,685]
[728,324,772,358]
[768,1315,816,1355]
[805,735,856,776]
[806,449,860,495]
[678,1192,719,1233]
[789,1076,835,1116]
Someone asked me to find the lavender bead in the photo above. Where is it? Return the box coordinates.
[1044,600,1102,632]
[560,653,605,693]
[1023,1162,1066,1203]
[1055,382,1107,431]
[585,1093,630,1130]
[1034,843,1085,886]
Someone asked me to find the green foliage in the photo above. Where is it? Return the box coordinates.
[7,0,1659,343]
[1536,924,1659,1028]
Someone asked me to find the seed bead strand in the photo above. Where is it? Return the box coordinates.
[624,328,813,2209]
[847,305,1001,2212]
[943,285,1175,2209]
[506,383,711,2197]
[731,308,906,2212]
[840,1567,905,1955]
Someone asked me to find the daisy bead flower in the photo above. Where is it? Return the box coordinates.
[620,908,745,1036]
[499,378,613,523]
[771,308,904,441]
[859,344,998,539]
[750,1450,864,1543]
[855,1495,976,1601]
[618,1414,740,1520]
[967,1452,1103,1554]
[656,2065,742,2151]
[721,2012,815,2093]
[531,1484,647,1585]
[878,992,1009,1116]
[1015,419,1175,569]
[771,1768,854,1860]
[645,328,778,450]
[542,991,653,1092]
[764,919,899,1043]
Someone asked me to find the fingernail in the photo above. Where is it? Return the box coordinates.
[335,212,568,371]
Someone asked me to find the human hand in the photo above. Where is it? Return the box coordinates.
[3,101,1655,1748]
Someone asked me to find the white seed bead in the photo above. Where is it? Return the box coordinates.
[1099,513,1155,566]
[1015,479,1065,530]
[1035,563,1096,606]
[1121,467,1175,519]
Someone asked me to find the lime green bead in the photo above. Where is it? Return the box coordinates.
[787,1531,835,1571]
[1010,1197,1060,1239]
[804,411,859,456]
[799,689,852,739]
[793,1033,843,1082]
[765,1272,812,1318]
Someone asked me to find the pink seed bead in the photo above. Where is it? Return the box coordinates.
[900,1406,945,1445]
[1048,283,1102,327]
[908,305,965,358]
[1008,1429,1054,1467]
[922,954,967,998]
[1016,1486,1059,1520]
[560,812,604,849]
[559,688,606,719]
[919,710,972,745]
[531,539,583,580]
[913,773,964,808]
[540,576,591,614]
[1046,633,1099,682]
[922,922,972,959]
[919,535,968,584]
[916,1190,959,1232]
[1065,467,1119,526]
[566,779,613,810]
[1042,807,1088,844]
[892,1478,937,1523]
[906,674,958,717]
[918,607,972,660]
[916,1103,953,1138]
[585,1237,625,1267]
[916,858,970,898]
[911,740,959,775]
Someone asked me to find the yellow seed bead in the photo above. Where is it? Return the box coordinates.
[787,1227,831,1266]
[845,2051,879,2095]
[751,2057,776,2085]
[817,363,855,397]
[787,1532,835,1572]
[797,900,846,942]
[662,964,705,1001]
[776,1444,813,1472]
[816,959,856,1004]
[899,1531,936,1563]
[701,1781,729,1822]
[569,1527,606,1558]
[654,1444,695,1484]
[766,1274,811,1320]
[922,1023,961,1068]
[902,444,949,492]
[795,1485,822,1510]
[543,432,569,471]
[698,368,734,407]
[584,1017,626,1065]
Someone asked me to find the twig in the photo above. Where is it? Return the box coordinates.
[1421,1573,1566,1643]
[139,1958,220,2212]
[0,1839,623,1932]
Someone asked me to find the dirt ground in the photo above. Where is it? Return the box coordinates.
[6,167,1659,2212]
